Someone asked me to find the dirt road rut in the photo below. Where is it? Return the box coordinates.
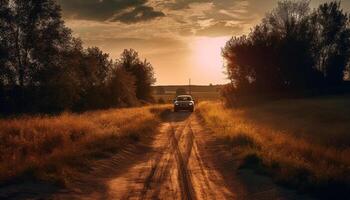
[53,112,313,200]
[104,112,234,200]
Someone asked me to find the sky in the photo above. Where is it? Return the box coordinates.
[58,0,350,85]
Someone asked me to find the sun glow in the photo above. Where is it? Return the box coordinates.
[191,36,229,82]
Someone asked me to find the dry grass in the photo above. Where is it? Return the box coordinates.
[197,97,350,197]
[0,105,169,186]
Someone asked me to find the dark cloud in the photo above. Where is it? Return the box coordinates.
[167,0,211,10]
[162,0,252,35]
[166,0,243,10]
[111,5,165,23]
[58,0,164,23]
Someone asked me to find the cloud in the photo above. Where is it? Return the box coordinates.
[81,36,190,63]
[111,5,165,23]
[59,0,350,85]
[165,0,245,10]
[166,0,211,10]
[58,0,164,23]
[86,37,185,51]
[196,21,243,37]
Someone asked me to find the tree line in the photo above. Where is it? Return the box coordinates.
[222,0,350,105]
[0,0,155,114]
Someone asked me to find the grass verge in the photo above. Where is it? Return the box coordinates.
[0,105,170,186]
[197,98,350,199]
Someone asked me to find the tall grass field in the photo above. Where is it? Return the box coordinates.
[197,96,350,198]
[0,105,169,186]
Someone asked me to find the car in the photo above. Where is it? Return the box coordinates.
[174,95,195,112]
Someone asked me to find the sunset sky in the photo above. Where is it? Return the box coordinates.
[58,0,350,85]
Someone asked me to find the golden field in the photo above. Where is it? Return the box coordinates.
[0,105,169,185]
[197,97,350,195]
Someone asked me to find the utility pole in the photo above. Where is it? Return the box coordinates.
[189,78,192,95]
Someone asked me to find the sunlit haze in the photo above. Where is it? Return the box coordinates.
[191,37,229,85]
[58,0,350,85]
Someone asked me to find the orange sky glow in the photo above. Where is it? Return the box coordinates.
[59,0,350,85]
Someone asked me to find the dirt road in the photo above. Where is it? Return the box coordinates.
[50,112,232,200]
[52,112,313,200]
[104,112,235,200]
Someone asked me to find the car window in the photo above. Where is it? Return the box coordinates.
[177,96,192,101]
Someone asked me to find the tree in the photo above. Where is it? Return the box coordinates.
[222,0,350,105]
[0,1,157,114]
[312,1,350,85]
[107,68,138,107]
[0,0,77,112]
[36,38,83,112]
[118,49,156,101]
[0,0,73,87]
[75,47,113,110]
[0,0,13,86]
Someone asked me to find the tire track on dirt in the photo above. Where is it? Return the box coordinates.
[52,112,237,200]
[113,113,235,200]
[188,124,216,199]
[169,120,196,200]
[138,118,191,199]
